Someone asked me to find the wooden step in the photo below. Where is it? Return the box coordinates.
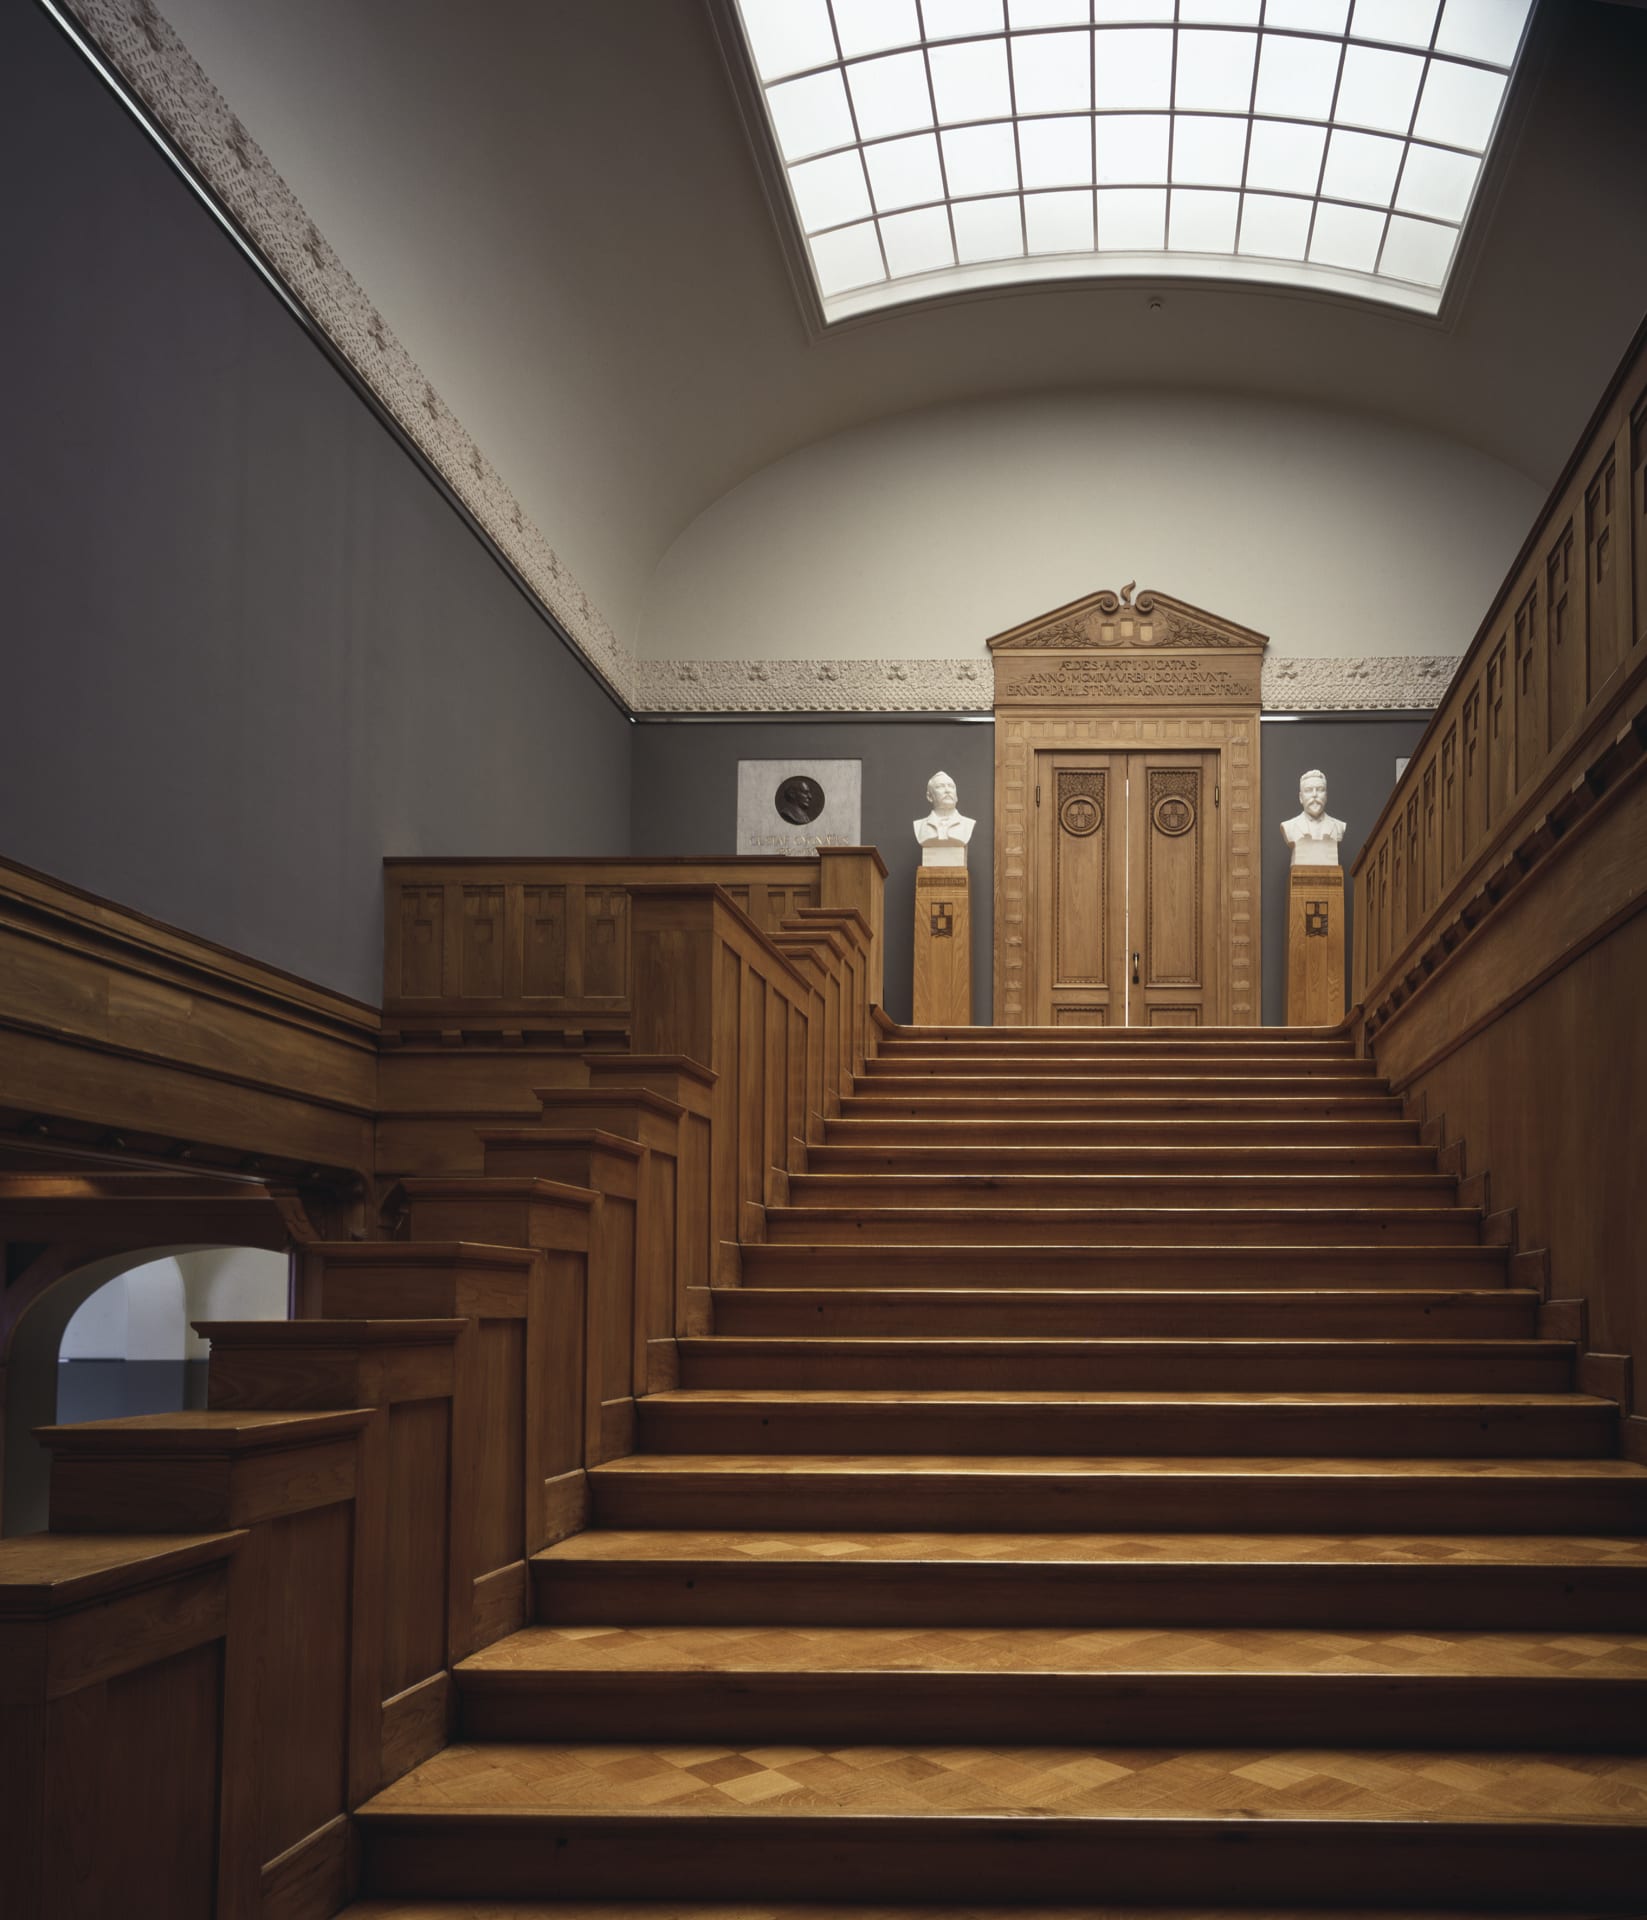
[737,1244,1512,1291]
[675,1337,1572,1395]
[635,1391,1612,1460]
[355,1742,1647,1907]
[455,1622,1647,1749]
[589,1454,1647,1535]
[891,1022,1349,1043]
[534,1529,1647,1631]
[839,1093,1407,1121]
[860,1072,1385,1096]
[808,1142,1438,1173]
[784,1174,1461,1211]
[336,1906,1619,1920]
[710,1287,1540,1340]
[863,1055,1380,1080]
[826,1115,1424,1147]
[762,1207,1485,1248]
[878,1036,1357,1057]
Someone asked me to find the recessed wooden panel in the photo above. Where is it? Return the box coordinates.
[460,886,507,1000]
[1461,682,1483,860]
[383,1399,450,1698]
[1547,522,1580,746]
[44,1641,223,1920]
[1485,636,1511,826]
[1421,762,1438,920]
[1587,451,1622,693]
[258,1502,351,1866]
[1405,794,1422,931]
[1513,583,1542,789]
[583,888,628,1001]
[472,1321,524,1577]
[1439,725,1459,889]
[521,885,567,999]
[1633,399,1647,652]
[398,886,445,1000]
[1143,767,1203,990]
[1054,769,1109,987]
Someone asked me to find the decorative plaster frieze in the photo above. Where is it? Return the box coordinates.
[63,0,637,706]
[61,3,1464,724]
[633,655,1460,714]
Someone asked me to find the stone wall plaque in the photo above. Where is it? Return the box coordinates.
[736,759,862,855]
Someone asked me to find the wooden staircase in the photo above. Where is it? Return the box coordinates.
[349,1025,1647,1914]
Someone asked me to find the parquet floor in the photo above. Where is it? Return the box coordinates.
[465,1623,1647,1680]
[367,1739,1647,1820]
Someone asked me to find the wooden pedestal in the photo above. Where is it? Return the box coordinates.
[913,869,972,1026]
[1286,866,1345,1026]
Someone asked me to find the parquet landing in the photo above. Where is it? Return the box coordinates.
[364,1740,1647,1820]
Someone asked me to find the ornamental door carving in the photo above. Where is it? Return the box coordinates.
[1034,751,1217,1025]
[990,585,1266,1027]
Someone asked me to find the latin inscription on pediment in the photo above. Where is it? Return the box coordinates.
[993,652,1261,705]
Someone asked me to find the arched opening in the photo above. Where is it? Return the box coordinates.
[56,1247,290,1425]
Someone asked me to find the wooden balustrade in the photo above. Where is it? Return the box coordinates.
[1351,315,1647,1446]
[1352,317,1647,1022]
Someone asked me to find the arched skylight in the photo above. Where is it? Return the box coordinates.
[730,0,1535,319]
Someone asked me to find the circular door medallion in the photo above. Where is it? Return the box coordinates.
[1059,794,1102,837]
[1152,794,1195,836]
[774,775,825,825]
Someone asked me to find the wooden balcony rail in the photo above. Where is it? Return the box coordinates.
[1352,317,1647,1027]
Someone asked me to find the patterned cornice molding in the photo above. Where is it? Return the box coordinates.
[64,0,636,706]
[633,655,1462,714]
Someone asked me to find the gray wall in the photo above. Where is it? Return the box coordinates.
[632,720,995,1025]
[1,4,631,1003]
[634,714,1428,1027]
[1259,716,1429,1024]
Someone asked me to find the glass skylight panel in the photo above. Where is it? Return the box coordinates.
[1020,116,1095,189]
[1011,31,1093,114]
[1254,33,1342,121]
[928,38,1013,124]
[1025,189,1096,254]
[1239,191,1313,260]
[865,133,946,212]
[942,121,1021,196]
[1095,113,1170,185]
[1094,30,1173,110]
[830,0,920,61]
[734,0,1533,317]
[1098,187,1168,250]
[952,194,1024,261]
[1175,31,1258,113]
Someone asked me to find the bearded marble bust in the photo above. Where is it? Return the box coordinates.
[1281,769,1348,867]
[913,771,975,846]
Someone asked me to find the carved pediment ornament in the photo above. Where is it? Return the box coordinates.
[987,586,1269,653]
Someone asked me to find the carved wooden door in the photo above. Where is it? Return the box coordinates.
[1033,749,1219,1025]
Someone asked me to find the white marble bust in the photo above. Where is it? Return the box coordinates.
[914,771,975,867]
[1281,769,1348,867]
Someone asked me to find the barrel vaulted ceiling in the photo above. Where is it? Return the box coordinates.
[58,0,1647,710]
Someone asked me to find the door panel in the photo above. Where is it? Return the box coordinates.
[1033,755,1125,1025]
[1035,749,1220,1026]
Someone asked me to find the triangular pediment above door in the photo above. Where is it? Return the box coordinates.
[986,585,1268,654]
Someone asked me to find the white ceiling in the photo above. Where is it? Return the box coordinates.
[154,0,1647,651]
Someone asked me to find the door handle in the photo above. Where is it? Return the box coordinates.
[1131,951,1140,985]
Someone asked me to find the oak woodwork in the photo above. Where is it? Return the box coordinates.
[911,870,971,1026]
[988,587,1265,1026]
[1286,867,1346,1026]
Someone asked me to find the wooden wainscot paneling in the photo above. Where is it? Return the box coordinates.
[1352,316,1647,1423]
[478,1126,647,1462]
[34,1409,370,1920]
[817,846,890,1010]
[375,856,833,1203]
[370,1205,595,1566]
[198,1315,466,1799]
[629,888,840,1276]
[0,1529,241,1920]
[0,855,376,1180]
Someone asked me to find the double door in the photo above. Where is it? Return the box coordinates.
[1032,748,1220,1026]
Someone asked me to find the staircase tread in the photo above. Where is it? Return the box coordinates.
[357,1740,1647,1823]
[680,1337,1559,1353]
[460,1624,1647,1681]
[643,1389,1600,1408]
[335,1907,1620,1919]
[538,1529,1647,1568]
[592,1454,1647,1480]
